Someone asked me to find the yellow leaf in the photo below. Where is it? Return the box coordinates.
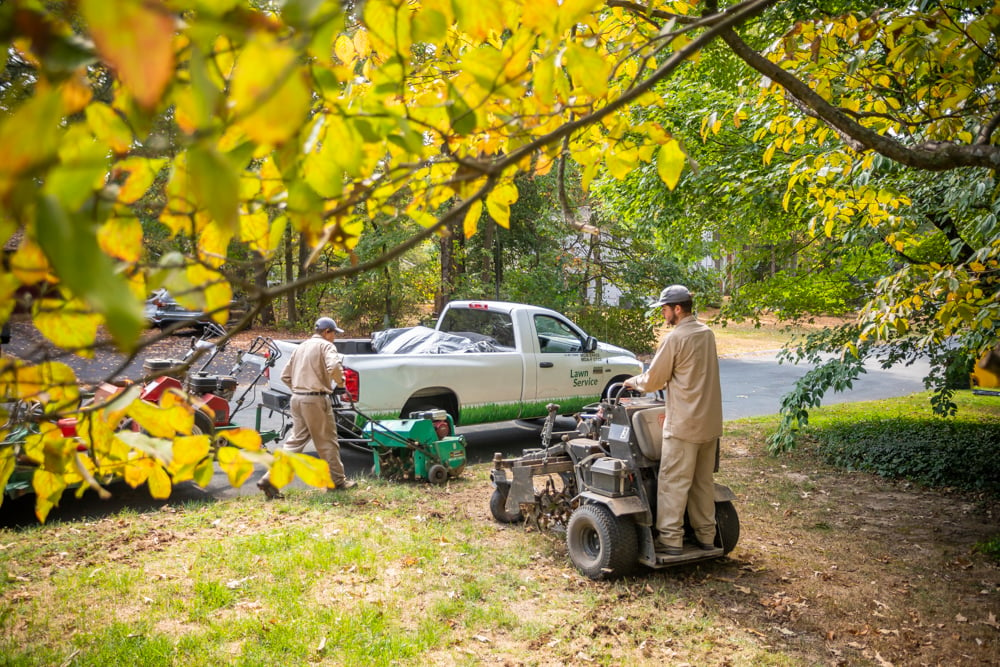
[364,0,413,56]
[8,237,55,286]
[230,37,312,146]
[288,451,334,489]
[463,199,483,238]
[115,157,167,204]
[126,400,191,439]
[486,183,517,229]
[335,34,356,65]
[123,457,153,489]
[33,300,100,360]
[268,451,295,489]
[240,209,270,255]
[564,44,610,97]
[193,458,215,487]
[32,469,66,523]
[217,428,262,452]
[656,140,686,191]
[169,434,211,475]
[0,447,14,498]
[97,217,144,263]
[216,446,255,487]
[146,463,173,499]
[81,0,175,110]
[84,103,132,155]
[196,220,234,269]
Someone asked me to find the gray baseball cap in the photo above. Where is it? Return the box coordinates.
[315,316,345,333]
[652,284,692,307]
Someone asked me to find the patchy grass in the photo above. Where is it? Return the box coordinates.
[2,393,999,665]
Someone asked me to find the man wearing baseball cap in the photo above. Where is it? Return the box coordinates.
[624,285,723,556]
[257,316,357,498]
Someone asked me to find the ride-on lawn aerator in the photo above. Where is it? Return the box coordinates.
[490,385,740,580]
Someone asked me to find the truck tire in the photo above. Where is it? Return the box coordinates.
[489,484,523,524]
[714,500,740,554]
[566,503,638,580]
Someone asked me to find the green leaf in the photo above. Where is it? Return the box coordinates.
[43,125,109,211]
[187,145,240,232]
[446,85,477,136]
[34,194,144,349]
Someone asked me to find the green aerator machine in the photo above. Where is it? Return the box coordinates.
[363,410,467,484]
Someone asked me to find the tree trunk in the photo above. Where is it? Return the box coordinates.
[435,225,464,314]
[284,225,297,325]
[253,250,275,326]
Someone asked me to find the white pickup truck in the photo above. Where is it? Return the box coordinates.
[266,300,643,425]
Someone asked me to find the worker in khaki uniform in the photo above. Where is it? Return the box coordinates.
[257,317,356,498]
[624,285,723,556]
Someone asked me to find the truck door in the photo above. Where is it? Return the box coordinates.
[530,313,606,415]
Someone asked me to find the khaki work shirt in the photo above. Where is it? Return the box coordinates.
[627,315,723,442]
[281,334,344,394]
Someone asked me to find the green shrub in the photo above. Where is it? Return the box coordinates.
[569,306,656,355]
[807,417,1000,495]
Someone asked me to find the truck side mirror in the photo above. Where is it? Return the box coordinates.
[585,336,598,352]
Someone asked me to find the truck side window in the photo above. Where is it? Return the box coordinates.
[534,315,584,353]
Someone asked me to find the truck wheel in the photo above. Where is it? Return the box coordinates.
[489,484,522,524]
[714,500,740,554]
[427,464,448,485]
[566,503,637,580]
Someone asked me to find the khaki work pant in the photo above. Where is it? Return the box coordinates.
[261,394,346,488]
[655,435,717,549]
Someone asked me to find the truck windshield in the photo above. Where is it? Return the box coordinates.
[439,309,515,348]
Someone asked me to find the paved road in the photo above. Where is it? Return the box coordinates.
[719,351,930,420]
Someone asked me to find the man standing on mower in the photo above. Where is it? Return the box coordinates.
[257,316,357,498]
[623,285,723,556]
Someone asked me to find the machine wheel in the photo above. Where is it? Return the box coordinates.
[714,500,740,554]
[427,464,449,485]
[193,410,215,437]
[566,503,638,580]
[489,484,522,524]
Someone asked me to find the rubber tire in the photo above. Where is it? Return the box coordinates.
[489,484,522,524]
[566,503,638,580]
[193,410,215,436]
[427,464,448,485]
[714,500,740,554]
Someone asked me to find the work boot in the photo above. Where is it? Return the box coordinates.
[328,479,357,491]
[257,479,284,500]
[655,542,683,557]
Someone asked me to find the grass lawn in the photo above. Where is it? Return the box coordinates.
[1,392,998,665]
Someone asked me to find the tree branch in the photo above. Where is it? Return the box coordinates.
[718,26,1000,171]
